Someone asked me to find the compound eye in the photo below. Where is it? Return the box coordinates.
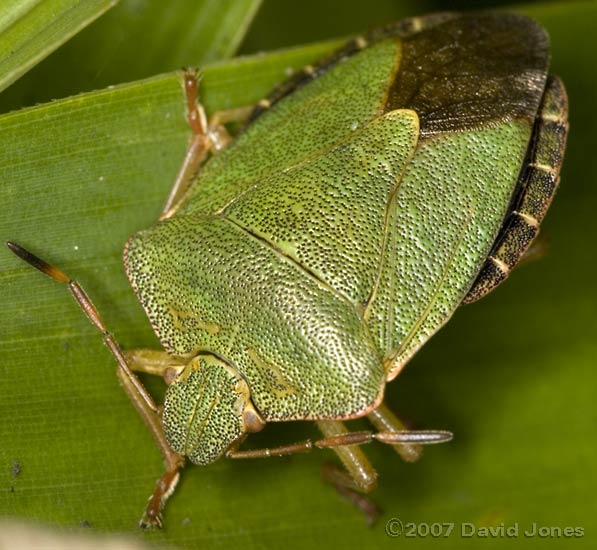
[243,404,265,433]
[163,365,184,385]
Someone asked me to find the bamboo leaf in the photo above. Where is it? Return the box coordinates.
[0,0,116,94]
[0,0,263,113]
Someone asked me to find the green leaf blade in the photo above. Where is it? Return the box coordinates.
[0,0,263,113]
[181,0,264,64]
[0,0,117,94]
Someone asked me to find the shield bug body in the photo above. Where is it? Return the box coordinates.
[9,12,568,527]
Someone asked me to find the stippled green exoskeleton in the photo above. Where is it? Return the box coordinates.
[8,12,568,527]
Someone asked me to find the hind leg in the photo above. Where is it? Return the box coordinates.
[316,402,447,524]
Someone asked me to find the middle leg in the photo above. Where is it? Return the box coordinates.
[317,419,381,524]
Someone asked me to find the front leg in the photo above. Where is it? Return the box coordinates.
[125,348,185,384]
[160,71,252,219]
[6,243,185,529]
[117,368,185,528]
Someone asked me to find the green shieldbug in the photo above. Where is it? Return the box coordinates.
[8,12,568,528]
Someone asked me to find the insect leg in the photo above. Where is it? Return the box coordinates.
[367,402,423,463]
[160,73,252,220]
[160,70,210,220]
[116,368,184,528]
[125,349,185,385]
[317,420,381,525]
[226,421,450,518]
[321,463,381,524]
[208,105,253,149]
[6,242,184,529]
[316,420,378,492]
